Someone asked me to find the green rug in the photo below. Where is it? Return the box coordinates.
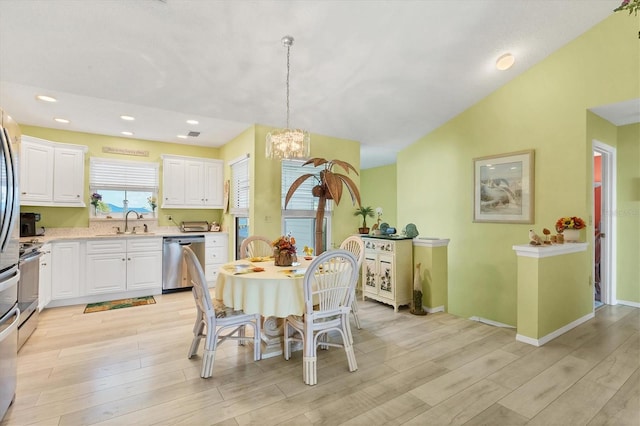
[84,296,156,313]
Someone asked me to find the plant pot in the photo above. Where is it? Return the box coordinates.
[274,250,294,266]
[358,227,369,234]
[563,228,580,242]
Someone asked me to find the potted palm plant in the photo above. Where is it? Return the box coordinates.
[354,206,374,234]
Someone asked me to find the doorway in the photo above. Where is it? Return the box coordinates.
[592,141,617,308]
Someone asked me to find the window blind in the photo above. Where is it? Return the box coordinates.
[281,160,330,211]
[230,156,249,215]
[90,157,158,191]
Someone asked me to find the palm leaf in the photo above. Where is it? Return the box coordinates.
[331,159,359,176]
[284,174,316,208]
[335,173,361,206]
[323,171,344,203]
[304,158,329,168]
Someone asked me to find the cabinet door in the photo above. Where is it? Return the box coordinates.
[203,160,223,208]
[377,254,395,299]
[53,147,84,204]
[127,251,162,290]
[162,158,185,206]
[363,255,378,294]
[38,244,52,310]
[20,139,54,203]
[85,253,127,295]
[184,160,205,206]
[51,242,81,300]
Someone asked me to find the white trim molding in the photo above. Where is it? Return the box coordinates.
[516,311,594,346]
[469,316,515,328]
[617,300,640,308]
[512,243,588,258]
[424,305,445,314]
[413,237,450,248]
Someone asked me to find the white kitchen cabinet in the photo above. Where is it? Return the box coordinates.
[161,155,223,209]
[362,237,413,312]
[51,241,82,300]
[85,237,162,295]
[20,135,87,207]
[38,243,52,310]
[205,233,228,287]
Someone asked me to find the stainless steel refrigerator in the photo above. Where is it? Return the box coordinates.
[0,108,21,421]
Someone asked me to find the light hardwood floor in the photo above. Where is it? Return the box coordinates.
[2,291,638,425]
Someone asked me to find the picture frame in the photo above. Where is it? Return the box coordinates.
[473,150,534,224]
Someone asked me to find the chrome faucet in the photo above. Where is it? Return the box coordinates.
[125,210,141,233]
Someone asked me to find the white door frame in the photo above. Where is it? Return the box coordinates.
[592,140,617,306]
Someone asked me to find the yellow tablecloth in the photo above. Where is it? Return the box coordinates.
[215,258,313,317]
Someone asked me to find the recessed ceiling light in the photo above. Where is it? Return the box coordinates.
[496,53,515,71]
[121,131,134,136]
[36,95,57,102]
[177,135,188,139]
[120,115,135,121]
[54,118,70,124]
[186,119,199,125]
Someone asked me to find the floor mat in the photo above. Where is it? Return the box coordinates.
[84,296,156,313]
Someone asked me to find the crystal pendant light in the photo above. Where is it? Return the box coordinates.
[266,35,310,160]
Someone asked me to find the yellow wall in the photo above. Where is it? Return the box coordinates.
[361,164,397,232]
[394,12,639,325]
[19,125,223,229]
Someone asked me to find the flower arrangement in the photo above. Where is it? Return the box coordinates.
[272,233,297,255]
[90,192,102,207]
[614,0,639,15]
[555,216,586,233]
[147,196,157,211]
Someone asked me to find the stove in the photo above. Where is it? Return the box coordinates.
[19,241,43,259]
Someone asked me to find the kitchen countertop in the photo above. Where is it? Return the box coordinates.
[20,228,228,244]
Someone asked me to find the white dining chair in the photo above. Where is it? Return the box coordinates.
[283,249,359,385]
[240,235,273,259]
[339,235,365,331]
[184,246,261,378]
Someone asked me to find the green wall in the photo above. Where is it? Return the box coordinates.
[394,12,639,326]
[19,125,223,229]
[616,123,640,303]
[361,164,397,232]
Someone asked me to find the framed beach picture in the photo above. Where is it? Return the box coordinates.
[473,150,534,224]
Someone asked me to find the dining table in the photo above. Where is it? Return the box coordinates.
[215,256,314,358]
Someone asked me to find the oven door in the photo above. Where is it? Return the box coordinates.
[0,305,18,420]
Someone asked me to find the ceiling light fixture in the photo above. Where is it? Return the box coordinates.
[54,118,70,124]
[121,131,134,136]
[266,35,310,160]
[496,53,515,71]
[177,135,188,139]
[36,95,57,102]
[186,119,199,125]
[120,115,135,121]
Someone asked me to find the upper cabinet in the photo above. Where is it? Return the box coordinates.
[161,155,223,209]
[20,136,87,207]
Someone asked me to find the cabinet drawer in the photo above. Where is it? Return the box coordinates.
[205,246,226,263]
[205,234,226,248]
[86,239,127,254]
[127,238,162,252]
[205,264,222,283]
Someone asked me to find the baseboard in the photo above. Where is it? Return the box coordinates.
[516,311,595,346]
[469,316,515,328]
[424,305,445,313]
[617,299,640,308]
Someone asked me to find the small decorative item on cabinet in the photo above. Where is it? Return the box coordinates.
[272,233,297,266]
[354,205,374,234]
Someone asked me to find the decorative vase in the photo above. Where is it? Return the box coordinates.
[274,249,293,267]
[563,228,580,242]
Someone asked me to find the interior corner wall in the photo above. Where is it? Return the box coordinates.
[395,12,639,325]
[361,164,397,231]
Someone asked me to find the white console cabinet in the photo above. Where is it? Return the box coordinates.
[204,233,228,287]
[20,135,87,207]
[362,236,413,312]
[161,155,224,209]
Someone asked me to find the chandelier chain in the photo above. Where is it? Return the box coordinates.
[285,43,291,129]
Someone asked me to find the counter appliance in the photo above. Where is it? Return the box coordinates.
[0,108,21,421]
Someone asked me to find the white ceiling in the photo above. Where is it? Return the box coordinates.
[0,0,635,169]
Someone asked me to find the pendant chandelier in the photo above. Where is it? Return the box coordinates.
[266,35,310,160]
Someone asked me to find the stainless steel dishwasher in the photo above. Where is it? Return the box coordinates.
[162,236,206,293]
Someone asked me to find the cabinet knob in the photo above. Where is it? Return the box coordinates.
[122,258,126,261]
[128,257,131,261]
[21,191,26,195]
[77,194,80,197]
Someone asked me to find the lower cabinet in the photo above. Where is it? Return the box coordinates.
[51,241,82,300]
[362,237,413,312]
[205,233,228,287]
[86,238,162,295]
[38,243,52,310]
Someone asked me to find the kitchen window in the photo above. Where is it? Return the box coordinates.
[281,160,331,254]
[230,155,250,259]
[89,157,158,218]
